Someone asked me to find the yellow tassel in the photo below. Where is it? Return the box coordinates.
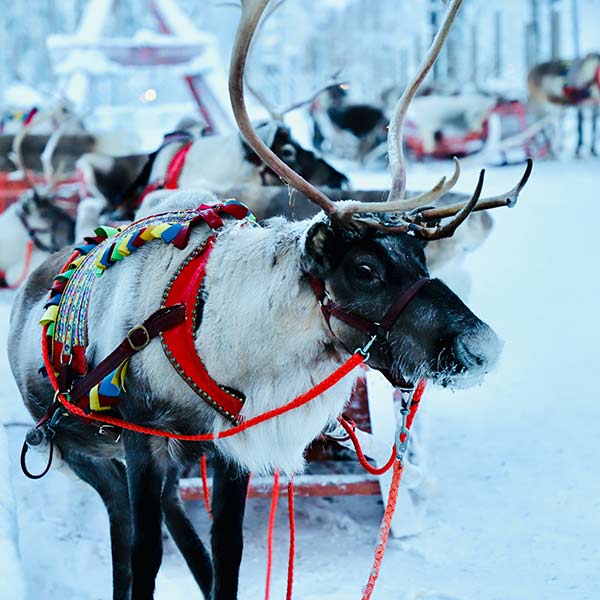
[69,255,86,269]
[39,305,59,326]
[88,386,110,412]
[140,228,155,241]
[150,223,171,238]
[112,358,129,393]
[118,237,132,256]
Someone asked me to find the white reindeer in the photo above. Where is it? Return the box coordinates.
[9,1,531,599]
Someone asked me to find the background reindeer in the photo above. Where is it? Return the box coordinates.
[310,82,389,163]
[0,114,79,287]
[528,52,600,157]
[76,116,348,224]
[9,1,530,599]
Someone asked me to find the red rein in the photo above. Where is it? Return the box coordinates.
[42,317,365,442]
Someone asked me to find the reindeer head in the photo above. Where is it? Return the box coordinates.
[9,109,77,252]
[567,52,600,91]
[230,0,531,388]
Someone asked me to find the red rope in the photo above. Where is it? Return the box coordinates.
[6,239,34,289]
[361,460,404,600]
[359,381,427,599]
[265,469,280,600]
[41,324,364,441]
[338,417,396,475]
[199,454,212,518]
[286,477,295,600]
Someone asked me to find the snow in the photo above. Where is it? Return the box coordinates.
[1,158,599,599]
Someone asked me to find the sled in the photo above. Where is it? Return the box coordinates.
[405,98,550,162]
[180,367,427,538]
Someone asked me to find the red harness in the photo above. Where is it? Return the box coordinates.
[164,142,193,189]
[161,235,245,422]
[60,202,250,422]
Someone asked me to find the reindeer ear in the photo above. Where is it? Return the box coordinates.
[301,220,338,276]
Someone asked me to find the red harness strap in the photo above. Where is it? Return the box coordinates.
[161,235,245,422]
[135,141,194,206]
[164,142,193,189]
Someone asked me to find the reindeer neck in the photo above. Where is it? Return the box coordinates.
[195,218,354,474]
[197,218,335,387]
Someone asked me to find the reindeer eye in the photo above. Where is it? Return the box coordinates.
[353,263,379,282]
[279,144,297,161]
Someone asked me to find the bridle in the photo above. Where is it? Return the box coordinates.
[308,274,431,388]
[16,191,76,253]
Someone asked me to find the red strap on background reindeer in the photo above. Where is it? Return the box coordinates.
[164,142,193,189]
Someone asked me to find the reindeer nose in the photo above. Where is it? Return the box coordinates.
[453,323,502,374]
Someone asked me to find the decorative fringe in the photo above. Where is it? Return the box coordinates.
[89,358,130,412]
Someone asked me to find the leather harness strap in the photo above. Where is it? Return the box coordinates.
[308,275,430,340]
[69,305,186,404]
[308,274,431,388]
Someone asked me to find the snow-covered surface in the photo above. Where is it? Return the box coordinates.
[1,158,599,599]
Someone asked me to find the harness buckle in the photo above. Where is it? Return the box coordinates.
[127,325,150,351]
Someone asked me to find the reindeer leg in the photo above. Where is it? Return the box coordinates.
[211,453,249,600]
[64,451,132,600]
[162,463,213,598]
[124,433,165,599]
[592,106,599,156]
[576,108,585,158]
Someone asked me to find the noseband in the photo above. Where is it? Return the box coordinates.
[308,275,431,387]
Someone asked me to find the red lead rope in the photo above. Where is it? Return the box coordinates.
[41,322,365,441]
[261,381,425,600]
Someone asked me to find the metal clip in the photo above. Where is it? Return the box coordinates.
[355,334,378,361]
[98,425,122,444]
[46,407,68,440]
[395,388,414,464]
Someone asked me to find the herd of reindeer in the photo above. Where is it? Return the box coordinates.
[0,24,598,288]
[0,0,591,598]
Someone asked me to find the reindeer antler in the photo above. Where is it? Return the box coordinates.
[233,0,342,123]
[230,0,339,215]
[10,120,40,191]
[229,0,532,240]
[40,117,76,190]
[387,0,463,204]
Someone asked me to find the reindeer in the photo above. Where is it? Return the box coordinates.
[78,97,349,224]
[0,115,79,287]
[310,82,389,163]
[528,52,600,157]
[9,1,531,598]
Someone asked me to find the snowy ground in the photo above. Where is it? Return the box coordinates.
[1,158,599,600]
